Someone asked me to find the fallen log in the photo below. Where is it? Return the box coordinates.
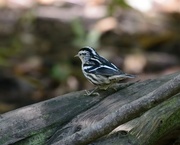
[0,72,180,145]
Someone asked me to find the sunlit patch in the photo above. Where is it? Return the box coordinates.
[126,0,153,12]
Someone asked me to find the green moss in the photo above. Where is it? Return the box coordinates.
[129,93,180,145]
[14,125,58,145]
[149,101,180,145]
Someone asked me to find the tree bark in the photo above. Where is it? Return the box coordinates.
[0,72,180,145]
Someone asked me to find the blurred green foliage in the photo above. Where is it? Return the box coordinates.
[50,64,71,82]
[0,38,22,66]
[108,0,131,15]
[71,19,100,48]
[71,19,86,47]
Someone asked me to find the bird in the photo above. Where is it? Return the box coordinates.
[75,46,135,96]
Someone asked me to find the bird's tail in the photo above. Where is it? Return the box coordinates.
[124,74,136,78]
[109,73,136,81]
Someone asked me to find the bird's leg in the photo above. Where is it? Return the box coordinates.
[108,77,122,91]
[98,84,110,90]
[110,80,140,91]
[85,84,111,96]
[85,86,99,96]
[106,83,118,91]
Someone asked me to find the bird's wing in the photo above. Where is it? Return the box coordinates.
[84,55,125,76]
[87,65,124,76]
[94,55,119,69]
[92,55,124,76]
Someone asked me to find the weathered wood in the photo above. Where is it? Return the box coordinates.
[92,93,180,145]
[51,73,180,145]
[0,72,179,145]
[0,91,113,145]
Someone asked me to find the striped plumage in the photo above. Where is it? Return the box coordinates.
[75,46,135,95]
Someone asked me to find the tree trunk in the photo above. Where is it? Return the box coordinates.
[0,72,180,145]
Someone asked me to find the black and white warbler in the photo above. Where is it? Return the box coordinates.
[75,46,135,95]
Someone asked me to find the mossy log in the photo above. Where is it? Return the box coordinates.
[0,72,180,145]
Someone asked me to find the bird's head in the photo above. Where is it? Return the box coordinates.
[75,46,98,63]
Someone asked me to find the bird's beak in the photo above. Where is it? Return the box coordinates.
[74,54,79,57]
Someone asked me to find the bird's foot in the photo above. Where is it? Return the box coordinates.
[84,87,99,96]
